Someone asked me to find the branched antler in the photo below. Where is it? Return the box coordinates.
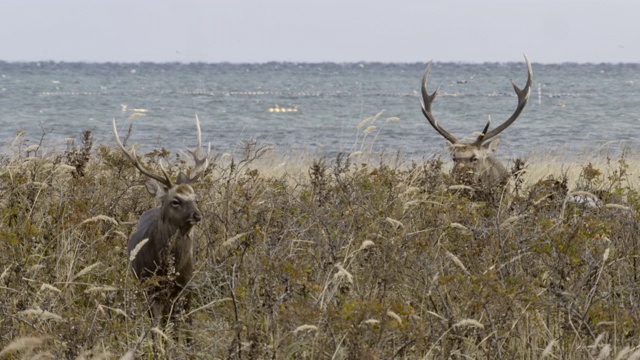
[112,114,211,186]
[181,114,210,184]
[421,54,533,145]
[112,118,173,187]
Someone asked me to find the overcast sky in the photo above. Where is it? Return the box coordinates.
[0,0,638,64]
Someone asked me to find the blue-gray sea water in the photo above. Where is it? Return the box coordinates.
[0,61,638,159]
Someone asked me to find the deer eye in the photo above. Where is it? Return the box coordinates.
[470,156,478,163]
[171,198,181,207]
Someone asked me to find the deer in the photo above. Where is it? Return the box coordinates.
[112,115,209,342]
[420,55,533,189]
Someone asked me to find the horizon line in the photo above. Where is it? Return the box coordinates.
[1,59,638,66]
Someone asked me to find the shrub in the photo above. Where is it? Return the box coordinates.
[1,137,639,359]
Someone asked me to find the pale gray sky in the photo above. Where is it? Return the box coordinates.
[0,0,638,63]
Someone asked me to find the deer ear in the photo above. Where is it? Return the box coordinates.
[484,137,501,154]
[176,171,189,184]
[145,178,167,199]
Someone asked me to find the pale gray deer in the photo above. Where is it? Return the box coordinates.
[112,116,209,337]
[421,55,533,188]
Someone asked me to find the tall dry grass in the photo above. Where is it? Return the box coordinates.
[0,126,639,359]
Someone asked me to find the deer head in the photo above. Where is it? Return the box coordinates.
[421,55,533,187]
[114,118,208,229]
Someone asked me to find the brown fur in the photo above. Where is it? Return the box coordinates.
[128,177,202,332]
[113,116,209,347]
[449,138,508,188]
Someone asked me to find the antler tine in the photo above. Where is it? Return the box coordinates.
[421,60,458,144]
[184,115,210,183]
[112,119,173,187]
[195,114,203,151]
[474,115,491,144]
[481,54,533,142]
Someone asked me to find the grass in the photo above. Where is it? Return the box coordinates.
[1,126,640,359]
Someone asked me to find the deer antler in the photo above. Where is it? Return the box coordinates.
[421,55,533,145]
[181,114,210,184]
[479,54,533,143]
[420,61,458,144]
[474,116,492,144]
[112,118,173,188]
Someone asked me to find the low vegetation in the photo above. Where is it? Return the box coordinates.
[1,129,639,359]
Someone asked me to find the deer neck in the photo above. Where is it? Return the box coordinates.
[151,216,194,283]
[148,211,193,253]
[479,156,508,186]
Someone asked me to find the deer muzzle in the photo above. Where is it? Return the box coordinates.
[189,210,202,225]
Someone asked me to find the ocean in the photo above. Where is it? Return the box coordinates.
[0,61,638,160]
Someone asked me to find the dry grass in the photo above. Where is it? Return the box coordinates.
[1,129,640,359]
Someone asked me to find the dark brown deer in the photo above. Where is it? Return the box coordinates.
[113,116,209,335]
[421,55,533,188]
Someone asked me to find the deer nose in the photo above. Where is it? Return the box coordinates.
[193,211,202,223]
